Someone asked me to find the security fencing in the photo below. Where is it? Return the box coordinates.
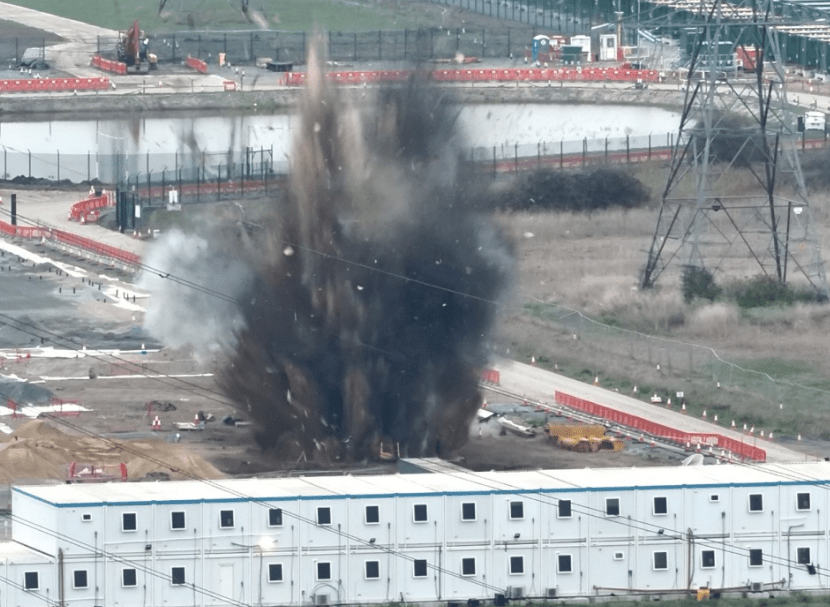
[524,301,830,441]
[0,146,285,189]
[5,129,829,190]
[93,28,526,67]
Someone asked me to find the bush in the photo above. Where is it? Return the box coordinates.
[498,168,651,213]
[682,265,721,303]
[726,275,818,308]
[690,112,768,168]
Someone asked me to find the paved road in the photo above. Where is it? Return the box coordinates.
[1,189,147,257]
[0,2,116,77]
[491,357,810,464]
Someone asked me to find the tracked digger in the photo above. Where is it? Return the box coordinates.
[117,20,158,73]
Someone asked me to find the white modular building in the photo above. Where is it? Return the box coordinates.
[5,461,830,607]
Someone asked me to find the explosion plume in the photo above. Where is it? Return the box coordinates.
[142,41,513,462]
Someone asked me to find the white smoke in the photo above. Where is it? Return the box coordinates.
[138,230,253,354]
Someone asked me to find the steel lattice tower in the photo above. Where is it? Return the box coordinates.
[641,0,829,299]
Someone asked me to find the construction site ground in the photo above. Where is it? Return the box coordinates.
[0,188,694,491]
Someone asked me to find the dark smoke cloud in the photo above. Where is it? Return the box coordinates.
[143,41,513,463]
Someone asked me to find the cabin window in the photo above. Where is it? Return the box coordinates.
[268,563,283,582]
[462,502,477,521]
[365,505,380,524]
[316,562,332,581]
[122,512,137,532]
[317,507,331,525]
[365,561,380,579]
[122,569,137,587]
[413,559,428,578]
[413,504,428,523]
[171,511,186,530]
[509,556,524,574]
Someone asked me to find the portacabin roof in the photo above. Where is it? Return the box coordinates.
[12,461,830,508]
[0,541,54,564]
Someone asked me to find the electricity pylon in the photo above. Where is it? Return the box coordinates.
[641,0,828,299]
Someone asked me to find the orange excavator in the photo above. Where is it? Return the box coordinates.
[117,20,158,73]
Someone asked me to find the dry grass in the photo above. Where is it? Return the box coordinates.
[494,164,830,437]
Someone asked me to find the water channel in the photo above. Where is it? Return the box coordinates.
[0,103,682,182]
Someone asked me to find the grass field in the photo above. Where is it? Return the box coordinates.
[491,154,830,442]
[3,0,446,32]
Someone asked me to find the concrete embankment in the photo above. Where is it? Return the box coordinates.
[0,84,686,119]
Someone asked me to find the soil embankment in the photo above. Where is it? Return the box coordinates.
[0,84,686,119]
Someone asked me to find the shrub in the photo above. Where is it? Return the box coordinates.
[726,275,818,308]
[682,265,721,303]
[498,168,651,213]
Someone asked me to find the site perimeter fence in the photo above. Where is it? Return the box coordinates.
[525,302,830,440]
[8,129,830,193]
[94,27,540,67]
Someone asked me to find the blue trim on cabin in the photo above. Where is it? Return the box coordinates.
[13,478,830,509]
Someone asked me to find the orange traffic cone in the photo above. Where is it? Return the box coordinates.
[151,416,161,431]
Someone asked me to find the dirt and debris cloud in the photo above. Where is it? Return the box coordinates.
[142,40,513,462]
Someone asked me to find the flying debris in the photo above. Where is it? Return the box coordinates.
[141,38,513,463]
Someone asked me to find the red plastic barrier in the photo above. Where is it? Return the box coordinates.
[186,55,208,74]
[554,391,766,462]
[0,76,110,93]
[68,193,114,223]
[0,219,140,266]
[281,67,663,87]
[91,55,127,75]
[480,368,500,385]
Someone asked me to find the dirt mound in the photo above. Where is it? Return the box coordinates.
[0,420,223,482]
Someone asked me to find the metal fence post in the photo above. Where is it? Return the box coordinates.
[514,143,518,173]
[57,150,60,181]
[217,164,222,201]
[87,151,90,182]
[560,140,563,168]
[28,149,31,179]
[626,135,630,163]
[378,30,382,60]
[582,138,586,167]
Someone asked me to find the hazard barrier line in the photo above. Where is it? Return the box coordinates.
[0,76,110,93]
[554,391,766,462]
[92,55,127,75]
[283,67,662,87]
[0,219,140,267]
[68,192,115,223]
[480,368,500,385]
[186,56,208,74]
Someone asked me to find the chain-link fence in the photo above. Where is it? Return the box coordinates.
[522,301,830,440]
[6,130,829,186]
[93,28,531,67]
